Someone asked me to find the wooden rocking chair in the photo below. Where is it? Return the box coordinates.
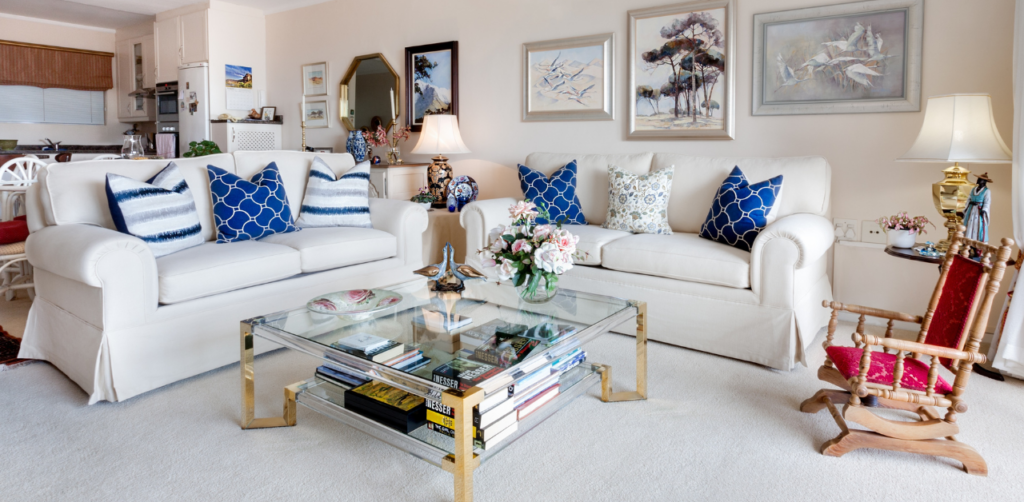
[800,227,1014,476]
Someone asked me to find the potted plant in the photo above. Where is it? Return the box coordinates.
[182,140,222,158]
[480,200,585,303]
[410,187,435,209]
[876,212,934,248]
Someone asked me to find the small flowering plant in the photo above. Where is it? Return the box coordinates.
[389,125,411,148]
[480,200,585,299]
[876,212,935,234]
[411,186,435,204]
[362,125,389,148]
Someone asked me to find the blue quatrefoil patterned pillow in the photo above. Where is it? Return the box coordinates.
[699,166,783,252]
[207,162,299,243]
[518,160,587,225]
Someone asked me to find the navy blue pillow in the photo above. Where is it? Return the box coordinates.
[207,162,299,243]
[699,166,783,252]
[517,160,587,225]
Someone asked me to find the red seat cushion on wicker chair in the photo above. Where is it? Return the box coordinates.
[826,345,953,394]
[0,217,27,245]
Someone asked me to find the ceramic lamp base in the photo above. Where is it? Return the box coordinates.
[428,155,453,208]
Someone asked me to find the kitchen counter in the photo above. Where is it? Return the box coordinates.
[4,145,156,156]
[211,118,284,124]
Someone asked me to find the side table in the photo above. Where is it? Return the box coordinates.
[884,244,1013,381]
[424,209,467,265]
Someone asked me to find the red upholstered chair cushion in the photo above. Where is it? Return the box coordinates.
[924,255,986,369]
[826,345,953,394]
[0,216,27,245]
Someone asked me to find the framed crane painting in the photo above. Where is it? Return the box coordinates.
[752,0,923,115]
[523,33,614,121]
[628,1,735,139]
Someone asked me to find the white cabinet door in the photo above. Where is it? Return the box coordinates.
[180,11,208,64]
[154,17,180,84]
[115,39,133,121]
[141,34,156,89]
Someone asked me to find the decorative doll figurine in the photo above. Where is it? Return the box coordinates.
[963,173,992,243]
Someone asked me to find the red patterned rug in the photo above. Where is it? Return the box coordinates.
[0,326,32,370]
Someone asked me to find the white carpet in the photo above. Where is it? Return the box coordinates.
[2,323,1023,502]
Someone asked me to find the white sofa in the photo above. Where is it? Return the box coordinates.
[18,151,428,403]
[461,153,834,370]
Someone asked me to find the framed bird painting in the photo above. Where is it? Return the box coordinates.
[522,33,614,121]
[752,0,923,116]
[627,1,735,139]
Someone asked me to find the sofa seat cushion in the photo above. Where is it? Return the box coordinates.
[260,227,397,273]
[601,233,751,288]
[156,241,301,304]
[566,224,631,266]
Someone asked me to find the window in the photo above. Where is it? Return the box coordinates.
[0,85,105,125]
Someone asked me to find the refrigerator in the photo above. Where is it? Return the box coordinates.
[178,63,210,156]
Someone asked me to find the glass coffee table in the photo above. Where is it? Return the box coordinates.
[240,280,647,502]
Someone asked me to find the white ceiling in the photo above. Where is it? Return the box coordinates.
[0,0,334,30]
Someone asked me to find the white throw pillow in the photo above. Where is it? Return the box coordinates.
[602,165,674,235]
[105,162,204,257]
[296,157,373,228]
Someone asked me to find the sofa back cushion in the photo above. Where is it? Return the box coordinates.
[232,151,356,216]
[523,153,653,225]
[41,153,234,242]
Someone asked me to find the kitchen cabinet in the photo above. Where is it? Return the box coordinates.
[211,122,282,153]
[116,36,156,123]
[154,11,209,84]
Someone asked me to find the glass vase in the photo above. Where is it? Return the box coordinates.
[121,135,144,159]
[387,146,401,165]
[516,274,558,304]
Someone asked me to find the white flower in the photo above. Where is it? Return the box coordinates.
[497,258,517,281]
[509,201,538,221]
[533,242,573,275]
[533,224,553,241]
[479,250,497,268]
[489,237,508,254]
[550,228,578,255]
[488,224,506,245]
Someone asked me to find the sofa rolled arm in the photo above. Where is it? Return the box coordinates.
[460,197,517,267]
[750,213,834,301]
[369,198,429,268]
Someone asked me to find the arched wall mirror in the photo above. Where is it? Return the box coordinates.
[339,53,400,131]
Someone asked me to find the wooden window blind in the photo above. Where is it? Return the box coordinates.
[0,40,114,92]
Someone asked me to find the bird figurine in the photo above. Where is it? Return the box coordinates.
[412,247,447,283]
[414,243,485,293]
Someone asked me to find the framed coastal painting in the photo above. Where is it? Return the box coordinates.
[405,41,459,132]
[302,62,328,96]
[303,99,329,128]
[629,1,734,139]
[522,33,614,121]
[752,0,923,115]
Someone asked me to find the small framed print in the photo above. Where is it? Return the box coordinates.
[303,99,329,128]
[523,33,614,121]
[302,62,329,96]
[260,106,276,121]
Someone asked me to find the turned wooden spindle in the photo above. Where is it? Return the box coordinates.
[892,351,905,391]
[926,356,940,398]
[883,319,895,354]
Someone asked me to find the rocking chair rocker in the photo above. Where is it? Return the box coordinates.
[800,227,1014,476]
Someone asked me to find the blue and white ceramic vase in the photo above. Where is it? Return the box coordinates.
[346,131,368,162]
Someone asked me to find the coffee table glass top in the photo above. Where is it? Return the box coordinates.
[249,280,636,397]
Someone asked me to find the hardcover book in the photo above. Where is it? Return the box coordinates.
[431,358,503,391]
[330,339,405,363]
[334,332,392,353]
[508,365,553,397]
[521,323,577,345]
[428,418,519,449]
[460,320,528,348]
[344,381,427,433]
[315,364,369,388]
[516,384,559,420]
[471,335,539,368]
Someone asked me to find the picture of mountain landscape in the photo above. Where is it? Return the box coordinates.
[411,50,453,124]
[528,45,605,112]
[225,64,252,89]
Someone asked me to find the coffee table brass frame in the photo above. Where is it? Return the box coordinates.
[240,300,647,502]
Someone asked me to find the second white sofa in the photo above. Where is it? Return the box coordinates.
[19,151,428,403]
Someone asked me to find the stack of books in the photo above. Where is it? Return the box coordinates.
[343,381,427,433]
[330,332,405,363]
[459,320,529,349]
[381,348,431,373]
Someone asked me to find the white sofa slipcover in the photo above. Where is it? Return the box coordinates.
[18,151,428,403]
[461,153,834,370]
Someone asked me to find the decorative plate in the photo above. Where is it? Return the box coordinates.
[306,289,404,317]
[446,175,479,212]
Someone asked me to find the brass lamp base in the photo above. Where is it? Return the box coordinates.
[428,155,453,208]
[932,162,975,252]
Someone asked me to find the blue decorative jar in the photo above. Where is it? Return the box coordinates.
[346,131,368,162]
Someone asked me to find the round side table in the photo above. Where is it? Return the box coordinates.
[884,244,1011,381]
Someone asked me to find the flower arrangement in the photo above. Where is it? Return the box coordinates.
[363,125,411,164]
[362,125,389,148]
[480,200,584,301]
[411,186,435,205]
[876,212,935,234]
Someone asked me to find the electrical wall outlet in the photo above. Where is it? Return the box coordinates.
[833,218,859,241]
[862,220,887,244]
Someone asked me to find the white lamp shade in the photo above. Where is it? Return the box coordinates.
[410,115,471,155]
[897,94,1012,164]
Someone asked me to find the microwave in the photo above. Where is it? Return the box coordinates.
[155,82,179,122]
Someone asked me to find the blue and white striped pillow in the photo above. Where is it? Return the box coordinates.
[296,157,373,228]
[105,162,204,257]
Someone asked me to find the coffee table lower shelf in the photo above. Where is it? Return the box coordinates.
[295,363,602,468]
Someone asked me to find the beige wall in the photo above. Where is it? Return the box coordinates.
[268,0,1015,329]
[0,15,124,145]
[207,1,266,119]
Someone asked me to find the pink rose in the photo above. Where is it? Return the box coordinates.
[509,200,538,221]
[480,251,497,268]
[511,239,533,254]
[497,258,517,281]
[344,289,374,304]
[533,224,553,241]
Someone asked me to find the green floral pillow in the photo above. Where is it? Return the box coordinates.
[602,165,674,234]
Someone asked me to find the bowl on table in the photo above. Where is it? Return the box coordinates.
[0,140,17,152]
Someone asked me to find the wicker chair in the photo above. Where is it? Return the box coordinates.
[800,227,1014,476]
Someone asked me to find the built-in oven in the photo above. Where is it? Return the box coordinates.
[155,81,179,122]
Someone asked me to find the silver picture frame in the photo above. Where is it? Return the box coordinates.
[752,0,923,116]
[522,33,614,122]
[628,0,735,139]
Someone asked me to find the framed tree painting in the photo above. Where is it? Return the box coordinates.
[522,33,614,121]
[405,41,458,132]
[752,0,923,116]
[628,1,735,139]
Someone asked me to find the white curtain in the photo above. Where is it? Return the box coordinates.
[989,0,1024,379]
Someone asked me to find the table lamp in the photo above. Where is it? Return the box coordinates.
[897,94,1012,251]
[411,115,470,208]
